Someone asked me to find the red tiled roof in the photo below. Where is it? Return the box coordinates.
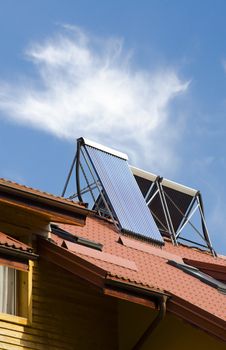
[52,216,226,324]
[0,231,32,252]
[0,178,89,226]
[64,240,138,271]
[0,178,86,210]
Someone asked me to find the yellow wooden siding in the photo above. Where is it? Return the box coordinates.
[118,299,226,350]
[1,257,225,349]
[0,260,118,350]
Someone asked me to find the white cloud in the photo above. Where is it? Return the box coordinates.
[0,26,189,173]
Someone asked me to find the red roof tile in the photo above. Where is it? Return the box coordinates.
[0,178,86,210]
[52,216,226,324]
[64,240,138,271]
[0,231,32,252]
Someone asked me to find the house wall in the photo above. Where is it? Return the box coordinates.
[1,258,225,350]
[118,299,226,350]
[0,260,118,350]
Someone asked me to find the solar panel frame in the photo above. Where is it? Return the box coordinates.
[83,144,164,245]
[133,170,197,237]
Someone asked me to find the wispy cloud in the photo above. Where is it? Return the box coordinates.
[0,25,189,172]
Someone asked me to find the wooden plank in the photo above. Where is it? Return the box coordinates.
[0,328,73,349]
[0,258,28,272]
[0,320,81,345]
[0,334,69,350]
[0,322,75,343]
[104,287,156,309]
[0,340,34,350]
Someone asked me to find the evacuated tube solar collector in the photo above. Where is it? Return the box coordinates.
[62,137,216,255]
[73,137,164,245]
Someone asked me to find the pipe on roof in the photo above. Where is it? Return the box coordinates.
[76,139,83,203]
[132,294,167,350]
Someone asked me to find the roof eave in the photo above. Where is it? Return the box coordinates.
[0,245,38,260]
[37,236,226,343]
[38,237,107,288]
[0,181,89,226]
[167,295,226,343]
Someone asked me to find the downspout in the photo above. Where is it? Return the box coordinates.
[132,295,167,350]
[105,279,168,350]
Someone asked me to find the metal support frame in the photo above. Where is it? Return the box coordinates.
[144,178,216,256]
[62,140,216,256]
[61,153,77,197]
[79,160,96,203]
[159,182,177,245]
[81,146,119,227]
[61,140,119,231]
[155,180,177,245]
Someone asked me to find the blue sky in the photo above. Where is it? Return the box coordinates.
[0,0,226,253]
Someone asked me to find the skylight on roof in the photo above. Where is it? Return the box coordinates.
[169,260,226,294]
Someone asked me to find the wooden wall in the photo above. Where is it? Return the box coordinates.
[118,299,226,350]
[1,255,224,349]
[0,260,118,350]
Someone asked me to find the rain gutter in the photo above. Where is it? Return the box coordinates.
[105,279,168,349]
[132,294,167,350]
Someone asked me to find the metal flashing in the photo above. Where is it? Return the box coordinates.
[119,236,183,263]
